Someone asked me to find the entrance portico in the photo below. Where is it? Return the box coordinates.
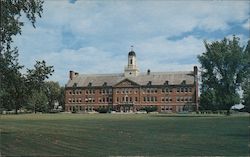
[117,103,134,112]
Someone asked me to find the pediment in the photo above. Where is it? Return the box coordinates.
[115,78,139,87]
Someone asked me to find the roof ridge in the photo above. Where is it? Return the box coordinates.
[79,73,123,77]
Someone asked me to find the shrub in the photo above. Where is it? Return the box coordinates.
[141,106,158,113]
[96,107,108,113]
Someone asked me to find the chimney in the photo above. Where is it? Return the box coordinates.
[69,71,79,80]
[194,66,198,76]
[69,71,74,80]
[147,69,150,75]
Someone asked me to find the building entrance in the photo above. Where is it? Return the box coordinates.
[117,103,134,112]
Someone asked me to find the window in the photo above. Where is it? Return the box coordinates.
[189,88,192,92]
[116,90,119,94]
[189,97,192,102]
[169,98,172,102]
[144,97,146,102]
[177,88,180,92]
[147,97,150,102]
[130,59,133,64]
[69,99,72,103]
[135,97,138,102]
[142,89,145,94]
[162,88,165,93]
[155,97,157,102]
[161,97,164,102]
[181,88,184,92]
[185,88,188,92]
[177,97,180,102]
[151,96,154,102]
[185,97,188,102]
[117,97,119,102]
[169,88,172,92]
[130,97,132,102]
[126,97,128,102]
[166,97,169,102]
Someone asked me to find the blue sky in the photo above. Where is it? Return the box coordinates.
[14,0,250,85]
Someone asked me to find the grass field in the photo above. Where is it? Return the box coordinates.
[0,113,249,157]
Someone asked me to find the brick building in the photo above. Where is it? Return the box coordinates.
[65,48,198,113]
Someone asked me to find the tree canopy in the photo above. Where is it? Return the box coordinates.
[0,0,61,113]
[198,36,250,113]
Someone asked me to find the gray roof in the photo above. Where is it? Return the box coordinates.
[66,71,195,87]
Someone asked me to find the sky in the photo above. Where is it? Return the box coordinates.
[13,0,250,85]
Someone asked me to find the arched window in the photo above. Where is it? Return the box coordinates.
[130,59,133,64]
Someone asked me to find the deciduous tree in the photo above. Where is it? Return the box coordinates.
[0,0,44,113]
[198,36,250,114]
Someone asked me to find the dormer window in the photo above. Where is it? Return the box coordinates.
[182,80,186,85]
[103,82,107,86]
[88,82,92,87]
[147,81,152,86]
[164,81,169,85]
[73,83,77,87]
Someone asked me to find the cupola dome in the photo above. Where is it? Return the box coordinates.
[128,50,136,56]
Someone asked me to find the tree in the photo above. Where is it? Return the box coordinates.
[58,86,65,110]
[26,60,54,113]
[27,90,48,113]
[44,81,61,111]
[242,80,250,112]
[198,36,250,114]
[242,40,250,112]
[1,0,44,50]
[0,0,44,113]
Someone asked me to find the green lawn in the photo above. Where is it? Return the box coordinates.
[0,113,249,157]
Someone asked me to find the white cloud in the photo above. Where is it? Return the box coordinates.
[242,18,249,30]
[13,0,250,85]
